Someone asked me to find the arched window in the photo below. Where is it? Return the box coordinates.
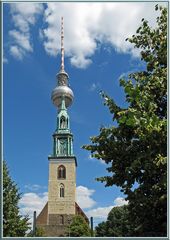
[58,165,66,179]
[60,116,67,129]
[60,184,65,198]
[59,215,64,225]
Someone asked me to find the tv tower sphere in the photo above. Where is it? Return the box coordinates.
[51,76,74,108]
[51,17,74,109]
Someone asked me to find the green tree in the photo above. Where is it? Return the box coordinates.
[95,221,107,237]
[83,5,167,237]
[3,161,30,236]
[96,205,131,237]
[67,215,91,237]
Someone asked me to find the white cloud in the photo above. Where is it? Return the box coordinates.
[86,206,114,220]
[88,154,106,165]
[12,14,29,33]
[11,3,41,15]
[76,185,96,209]
[10,3,43,29]
[10,45,23,60]
[99,159,106,164]
[7,2,167,66]
[19,192,48,227]
[71,55,92,69]
[85,196,128,222]
[41,2,166,68]
[114,197,128,206]
[9,30,32,52]
[8,3,43,59]
[19,192,48,214]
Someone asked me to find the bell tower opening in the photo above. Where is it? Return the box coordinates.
[58,165,66,179]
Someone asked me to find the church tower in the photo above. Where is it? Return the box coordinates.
[36,17,88,237]
[48,16,77,231]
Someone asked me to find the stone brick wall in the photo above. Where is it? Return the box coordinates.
[37,214,74,237]
[39,224,67,237]
[48,214,74,225]
[48,160,76,215]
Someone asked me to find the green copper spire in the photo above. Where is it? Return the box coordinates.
[52,94,73,157]
[56,95,70,133]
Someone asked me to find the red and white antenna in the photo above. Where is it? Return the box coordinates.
[61,16,64,71]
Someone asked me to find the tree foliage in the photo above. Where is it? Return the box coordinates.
[3,161,30,236]
[67,215,91,237]
[83,5,167,237]
[96,205,131,237]
[95,221,107,237]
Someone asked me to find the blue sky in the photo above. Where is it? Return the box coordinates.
[3,1,165,227]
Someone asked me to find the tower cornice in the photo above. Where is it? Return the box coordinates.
[48,156,77,167]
